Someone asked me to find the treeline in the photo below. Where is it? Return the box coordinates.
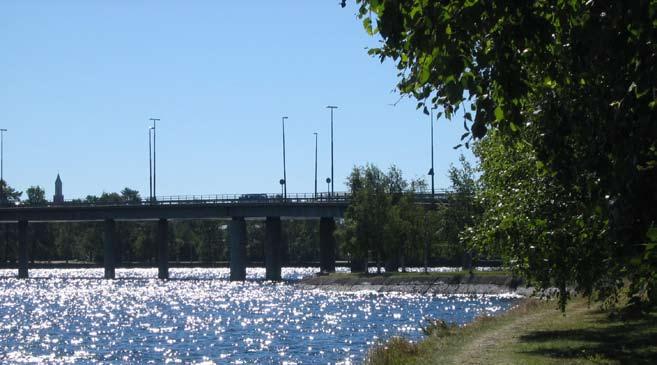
[337,160,484,273]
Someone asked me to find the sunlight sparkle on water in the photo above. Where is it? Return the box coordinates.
[0,268,516,364]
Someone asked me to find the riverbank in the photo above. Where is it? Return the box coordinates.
[367,297,657,364]
[297,272,533,296]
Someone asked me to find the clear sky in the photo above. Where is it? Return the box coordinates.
[0,1,474,200]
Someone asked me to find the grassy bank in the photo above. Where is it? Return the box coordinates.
[367,298,657,364]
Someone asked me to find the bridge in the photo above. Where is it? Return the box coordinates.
[0,192,446,281]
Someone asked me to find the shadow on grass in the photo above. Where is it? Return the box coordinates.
[518,312,657,364]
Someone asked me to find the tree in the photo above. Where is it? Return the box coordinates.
[341,164,432,273]
[467,131,609,310]
[436,155,479,270]
[341,165,391,272]
[0,180,22,204]
[98,192,122,204]
[25,186,47,205]
[352,0,657,307]
[120,188,141,203]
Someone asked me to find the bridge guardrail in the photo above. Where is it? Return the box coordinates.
[1,190,450,209]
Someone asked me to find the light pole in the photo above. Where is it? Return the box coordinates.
[0,129,6,205]
[281,116,288,199]
[314,132,318,198]
[149,118,160,200]
[428,107,436,196]
[326,177,331,198]
[149,127,154,202]
[326,106,338,196]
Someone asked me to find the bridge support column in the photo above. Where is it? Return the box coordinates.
[104,219,116,279]
[157,218,169,280]
[230,217,247,281]
[18,220,28,279]
[319,217,336,273]
[265,217,282,281]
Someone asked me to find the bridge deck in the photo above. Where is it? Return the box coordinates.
[0,192,446,223]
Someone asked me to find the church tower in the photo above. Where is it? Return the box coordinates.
[53,174,64,204]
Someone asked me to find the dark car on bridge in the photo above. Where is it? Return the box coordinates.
[238,194,269,202]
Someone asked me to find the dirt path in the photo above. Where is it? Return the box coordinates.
[450,301,588,365]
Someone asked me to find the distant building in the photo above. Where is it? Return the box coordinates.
[53,174,64,203]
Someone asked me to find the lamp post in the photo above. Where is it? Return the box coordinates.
[0,129,6,205]
[428,107,436,196]
[149,127,154,202]
[149,118,160,200]
[281,116,288,199]
[314,132,318,198]
[326,177,331,198]
[326,106,337,196]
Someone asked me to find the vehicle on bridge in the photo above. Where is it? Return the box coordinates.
[238,193,269,202]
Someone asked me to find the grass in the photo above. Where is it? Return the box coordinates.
[366,297,657,364]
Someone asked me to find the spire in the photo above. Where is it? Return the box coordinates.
[54,173,64,204]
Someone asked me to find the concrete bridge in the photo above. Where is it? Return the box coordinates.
[0,192,445,281]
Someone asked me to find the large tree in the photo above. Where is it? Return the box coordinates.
[25,186,47,205]
[352,0,657,306]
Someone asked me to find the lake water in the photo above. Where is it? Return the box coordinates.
[0,268,518,364]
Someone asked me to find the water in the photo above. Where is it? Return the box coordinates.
[0,268,518,364]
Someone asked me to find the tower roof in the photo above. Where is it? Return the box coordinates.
[56,174,61,183]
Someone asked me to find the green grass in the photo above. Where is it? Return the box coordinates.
[366,298,657,364]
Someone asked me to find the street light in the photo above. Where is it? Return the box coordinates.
[149,127,154,202]
[428,107,437,196]
[314,132,318,198]
[149,118,160,201]
[326,177,331,198]
[281,116,288,199]
[0,129,6,205]
[326,106,338,196]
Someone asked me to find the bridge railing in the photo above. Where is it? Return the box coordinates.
[2,190,450,209]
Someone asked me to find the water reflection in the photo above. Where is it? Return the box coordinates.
[0,268,516,364]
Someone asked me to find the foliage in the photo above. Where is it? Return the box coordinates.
[120,188,141,203]
[0,180,22,204]
[340,164,430,272]
[353,0,657,307]
[434,155,479,268]
[467,131,610,310]
[25,186,47,205]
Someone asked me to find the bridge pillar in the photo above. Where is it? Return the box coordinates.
[319,217,336,273]
[104,219,116,279]
[157,218,169,280]
[265,217,282,281]
[230,217,247,281]
[18,220,28,279]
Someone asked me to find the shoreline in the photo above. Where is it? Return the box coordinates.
[297,272,535,296]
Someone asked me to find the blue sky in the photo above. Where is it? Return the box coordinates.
[0,1,474,200]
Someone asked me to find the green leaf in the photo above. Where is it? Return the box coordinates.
[419,67,431,84]
[494,106,504,121]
